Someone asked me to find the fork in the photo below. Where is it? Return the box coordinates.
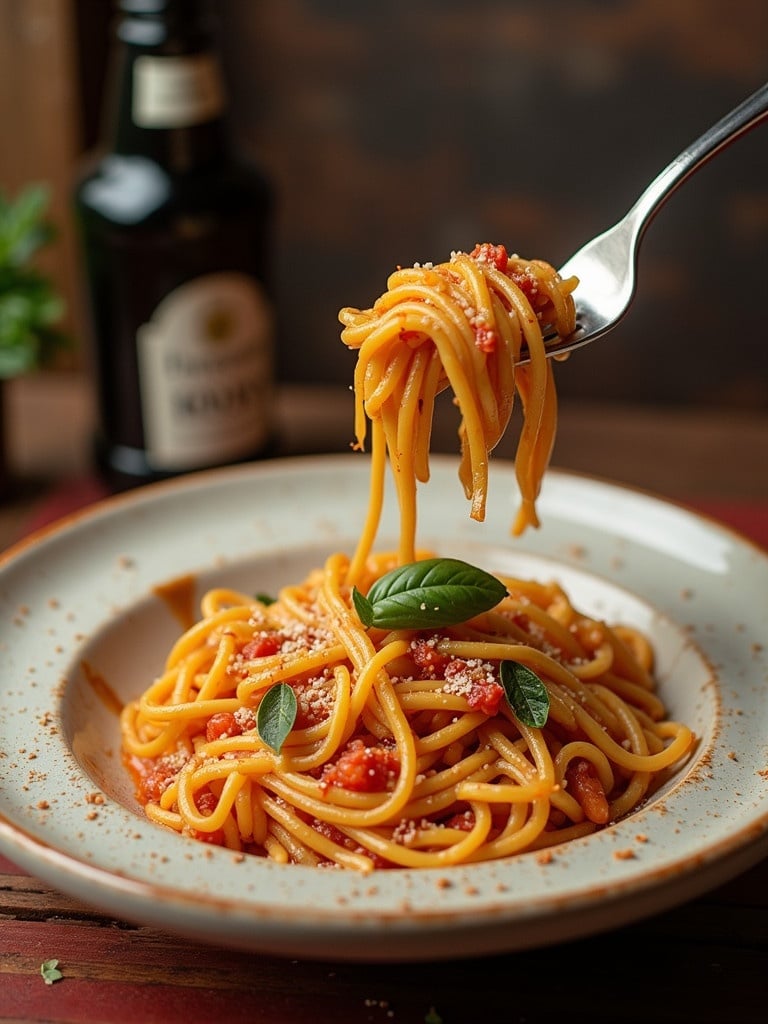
[532,81,768,362]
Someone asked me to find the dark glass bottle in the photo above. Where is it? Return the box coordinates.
[74,0,275,489]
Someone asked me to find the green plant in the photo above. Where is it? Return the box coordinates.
[0,184,68,378]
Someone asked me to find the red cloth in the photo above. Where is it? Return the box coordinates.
[20,476,110,538]
[687,499,768,549]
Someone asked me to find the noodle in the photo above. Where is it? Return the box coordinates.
[121,244,695,871]
[339,244,577,571]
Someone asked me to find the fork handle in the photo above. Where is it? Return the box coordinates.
[630,81,768,232]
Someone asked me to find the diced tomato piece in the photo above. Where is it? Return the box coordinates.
[205,712,242,743]
[241,633,283,659]
[195,789,218,814]
[443,810,476,832]
[465,678,504,716]
[473,323,497,353]
[187,788,225,846]
[469,243,509,273]
[566,758,610,825]
[126,753,180,805]
[509,267,538,301]
[443,659,504,716]
[321,739,400,793]
[292,678,334,729]
[411,637,452,677]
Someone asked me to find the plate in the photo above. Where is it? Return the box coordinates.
[1,455,766,961]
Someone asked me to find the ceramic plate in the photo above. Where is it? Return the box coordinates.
[1,455,766,961]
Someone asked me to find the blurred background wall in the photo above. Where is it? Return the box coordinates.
[3,0,767,410]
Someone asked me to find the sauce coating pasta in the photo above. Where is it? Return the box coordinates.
[122,245,694,870]
[339,243,577,571]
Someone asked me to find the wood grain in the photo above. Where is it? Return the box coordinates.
[1,854,766,1024]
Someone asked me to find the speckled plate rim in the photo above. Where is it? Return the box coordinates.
[0,455,766,961]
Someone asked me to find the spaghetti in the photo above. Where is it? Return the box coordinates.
[121,245,695,870]
[339,242,577,572]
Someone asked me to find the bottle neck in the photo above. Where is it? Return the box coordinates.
[106,0,228,172]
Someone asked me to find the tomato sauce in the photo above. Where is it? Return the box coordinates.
[321,739,400,794]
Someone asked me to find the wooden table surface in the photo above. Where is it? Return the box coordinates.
[1,375,767,1023]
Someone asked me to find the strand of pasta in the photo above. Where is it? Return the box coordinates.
[337,801,494,868]
[339,249,577,571]
[121,247,695,871]
[122,552,695,867]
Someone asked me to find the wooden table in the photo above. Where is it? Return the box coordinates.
[1,375,767,1023]
[1,850,765,1024]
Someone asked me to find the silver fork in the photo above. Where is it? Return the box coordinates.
[533,81,768,362]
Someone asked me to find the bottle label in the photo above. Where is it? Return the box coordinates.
[137,273,273,470]
[133,54,225,128]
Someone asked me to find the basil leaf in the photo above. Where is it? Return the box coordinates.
[500,660,550,728]
[354,557,507,630]
[254,592,276,606]
[352,586,375,626]
[256,682,297,753]
[40,958,63,985]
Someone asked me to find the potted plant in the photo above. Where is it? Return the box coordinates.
[0,184,68,493]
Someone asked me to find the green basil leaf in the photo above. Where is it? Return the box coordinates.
[352,586,375,627]
[256,682,297,753]
[500,660,550,728]
[40,958,63,985]
[254,592,276,606]
[355,557,507,630]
